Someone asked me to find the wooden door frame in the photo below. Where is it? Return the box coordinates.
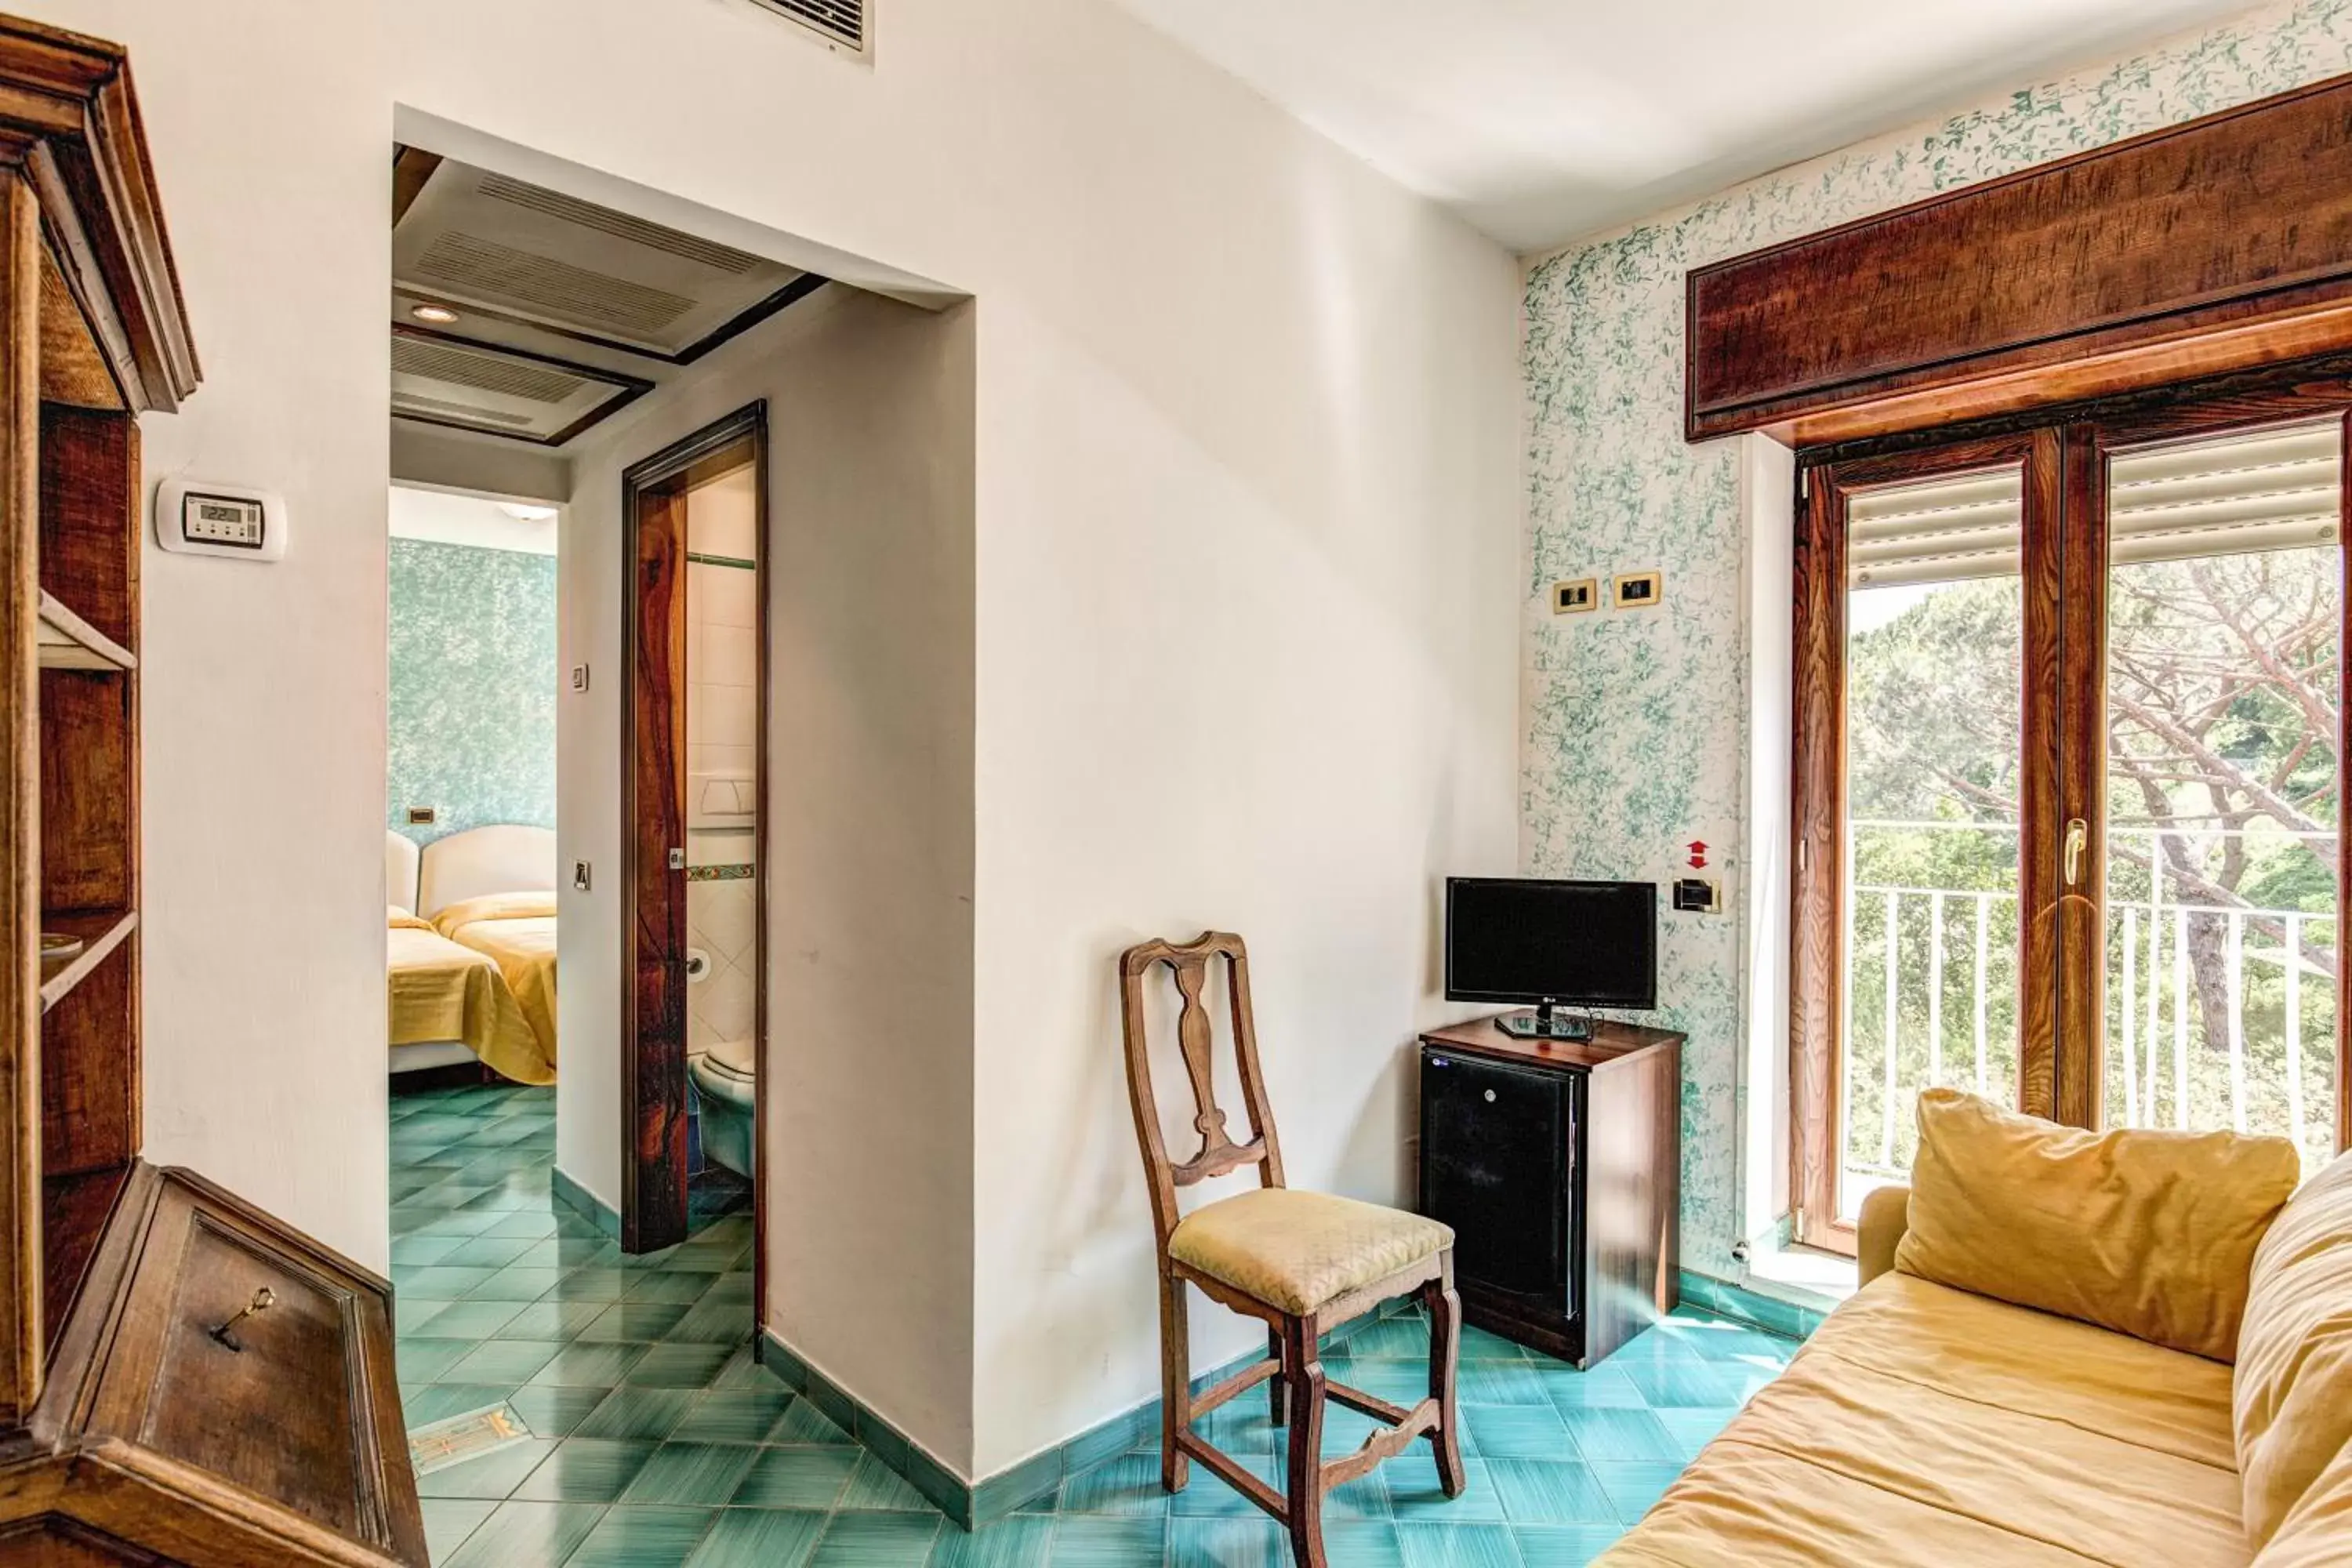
[1789,432,2053,1253]
[620,402,768,1257]
[1793,361,2352,1250]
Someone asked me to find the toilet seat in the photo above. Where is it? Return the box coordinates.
[690,1038,755,1107]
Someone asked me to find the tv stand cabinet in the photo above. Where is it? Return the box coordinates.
[1417,1014,1682,1367]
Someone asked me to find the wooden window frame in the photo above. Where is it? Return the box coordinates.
[1791,356,2352,1254]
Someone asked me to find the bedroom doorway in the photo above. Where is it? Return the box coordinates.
[622,405,768,1257]
[384,487,564,1097]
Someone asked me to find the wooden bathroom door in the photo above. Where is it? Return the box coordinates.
[623,463,692,1252]
[623,405,768,1262]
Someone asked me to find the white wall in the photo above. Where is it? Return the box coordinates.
[1736,434,1794,1246]
[24,0,396,1269]
[37,0,1520,1475]
[557,285,979,1466]
[399,0,1521,1481]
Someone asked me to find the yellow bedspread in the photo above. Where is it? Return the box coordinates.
[387,915,552,1085]
[1596,1271,2250,1568]
[434,892,558,1069]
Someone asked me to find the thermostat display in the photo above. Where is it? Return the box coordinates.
[157,477,288,561]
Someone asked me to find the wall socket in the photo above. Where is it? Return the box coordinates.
[1614,570,1663,608]
[1672,877,1720,913]
[405,806,436,826]
[572,860,592,892]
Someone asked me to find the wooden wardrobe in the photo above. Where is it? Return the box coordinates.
[0,17,424,1566]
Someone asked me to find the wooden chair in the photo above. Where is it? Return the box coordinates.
[1119,932,1465,1568]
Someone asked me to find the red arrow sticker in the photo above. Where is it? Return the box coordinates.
[1688,840,1708,869]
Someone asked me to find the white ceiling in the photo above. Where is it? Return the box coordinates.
[1112,0,2259,252]
[390,486,558,555]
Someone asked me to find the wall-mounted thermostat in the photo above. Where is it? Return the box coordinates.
[156,478,287,561]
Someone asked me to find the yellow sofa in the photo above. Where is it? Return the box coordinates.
[1599,1121,2352,1566]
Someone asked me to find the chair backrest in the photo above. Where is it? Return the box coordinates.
[1118,931,1287,1249]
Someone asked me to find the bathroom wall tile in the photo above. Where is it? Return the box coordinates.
[699,566,758,630]
[703,625,758,689]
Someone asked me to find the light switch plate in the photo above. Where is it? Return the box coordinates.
[572,861,592,892]
[571,664,590,692]
[1613,570,1663,608]
[156,477,288,561]
[1553,578,1597,614]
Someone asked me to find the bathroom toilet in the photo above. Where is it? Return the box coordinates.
[688,1036,755,1179]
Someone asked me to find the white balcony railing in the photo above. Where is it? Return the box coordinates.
[1842,820,2339,1198]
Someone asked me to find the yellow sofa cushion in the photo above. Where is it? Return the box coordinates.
[1167,1188,1450,1315]
[2236,1149,2352,1552]
[2253,1436,2352,1566]
[1596,1271,2249,1568]
[1894,1087,2299,1362]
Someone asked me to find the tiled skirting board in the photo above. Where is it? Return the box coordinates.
[550,1164,621,1242]
[1678,1270,1831,1341]
[760,1299,1425,1532]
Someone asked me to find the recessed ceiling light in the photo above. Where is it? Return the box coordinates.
[410,303,460,325]
[497,503,558,521]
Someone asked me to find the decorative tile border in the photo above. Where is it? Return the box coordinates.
[684,862,754,883]
[549,1163,621,1241]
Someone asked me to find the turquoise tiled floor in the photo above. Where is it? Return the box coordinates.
[394,1084,1797,1566]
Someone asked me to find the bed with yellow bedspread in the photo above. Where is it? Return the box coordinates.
[387,908,552,1085]
[432,891,558,1069]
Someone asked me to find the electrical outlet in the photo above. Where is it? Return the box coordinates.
[1553,578,1597,614]
[1672,877,1721,913]
[572,860,592,892]
[1614,570,1663,608]
[405,806,436,826]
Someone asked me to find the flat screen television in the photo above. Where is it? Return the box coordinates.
[1445,877,1657,1040]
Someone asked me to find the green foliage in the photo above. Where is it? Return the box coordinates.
[1839,546,2342,1179]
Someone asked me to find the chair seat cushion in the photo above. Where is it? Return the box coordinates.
[1168,1188,1451,1315]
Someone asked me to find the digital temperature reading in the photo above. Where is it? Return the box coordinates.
[156,479,287,561]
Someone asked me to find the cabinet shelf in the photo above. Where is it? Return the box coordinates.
[37,591,133,672]
[38,910,135,1013]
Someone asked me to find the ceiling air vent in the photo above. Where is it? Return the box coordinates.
[390,332,644,445]
[747,0,869,57]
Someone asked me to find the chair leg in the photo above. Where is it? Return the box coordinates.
[1160,1272,1190,1493]
[1424,1266,1466,1498]
[1281,1314,1327,1568]
[1268,1325,1288,1427]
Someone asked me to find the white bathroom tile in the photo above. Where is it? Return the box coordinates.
[702,964,754,1044]
[704,625,757,689]
[699,564,757,629]
[700,688,755,748]
[688,474,757,562]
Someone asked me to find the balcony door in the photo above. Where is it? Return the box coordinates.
[1793,400,2351,1254]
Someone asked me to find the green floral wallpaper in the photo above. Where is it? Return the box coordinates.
[387,538,557,844]
[1521,0,2352,1278]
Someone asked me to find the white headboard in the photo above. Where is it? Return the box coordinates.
[386,830,421,915]
[417,825,557,917]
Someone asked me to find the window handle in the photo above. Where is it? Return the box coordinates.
[2063,818,2088,887]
